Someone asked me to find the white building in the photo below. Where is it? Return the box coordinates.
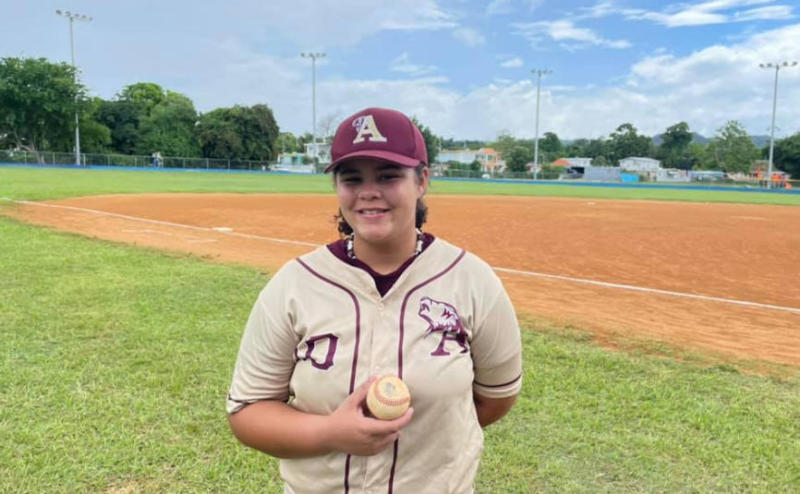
[304,142,331,164]
[619,157,660,171]
[438,149,478,164]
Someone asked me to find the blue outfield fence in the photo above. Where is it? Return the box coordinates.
[2,149,798,194]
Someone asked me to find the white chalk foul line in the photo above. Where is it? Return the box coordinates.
[13,200,318,248]
[11,199,800,315]
[493,266,800,315]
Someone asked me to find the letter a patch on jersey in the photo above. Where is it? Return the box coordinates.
[418,296,469,356]
[352,115,388,144]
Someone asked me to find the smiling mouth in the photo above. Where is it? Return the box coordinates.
[357,208,390,216]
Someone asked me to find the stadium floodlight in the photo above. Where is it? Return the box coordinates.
[301,52,326,147]
[531,68,552,180]
[56,9,92,166]
[759,61,797,188]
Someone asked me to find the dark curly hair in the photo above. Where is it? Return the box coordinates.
[333,163,429,237]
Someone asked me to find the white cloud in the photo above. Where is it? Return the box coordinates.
[487,0,544,15]
[389,52,438,76]
[624,0,794,27]
[734,5,795,21]
[259,0,457,47]
[452,27,486,47]
[305,23,800,141]
[500,57,524,68]
[514,20,632,49]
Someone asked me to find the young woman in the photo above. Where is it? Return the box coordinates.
[227,108,522,494]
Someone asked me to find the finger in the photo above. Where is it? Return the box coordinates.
[364,407,415,436]
[385,407,414,429]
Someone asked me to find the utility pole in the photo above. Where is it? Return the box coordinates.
[56,10,92,166]
[532,69,551,180]
[301,52,326,151]
[759,61,797,189]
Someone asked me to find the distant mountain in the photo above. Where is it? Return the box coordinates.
[749,135,771,148]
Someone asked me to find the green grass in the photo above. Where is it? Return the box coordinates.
[2,166,799,205]
[2,217,798,493]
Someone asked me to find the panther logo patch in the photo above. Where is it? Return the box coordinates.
[418,296,469,356]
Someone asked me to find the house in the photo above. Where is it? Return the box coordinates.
[438,148,506,173]
[619,157,660,171]
[304,142,331,164]
[565,157,593,167]
[550,158,571,167]
[475,148,504,173]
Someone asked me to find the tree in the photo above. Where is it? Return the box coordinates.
[707,120,759,173]
[0,57,84,152]
[274,132,303,154]
[119,82,166,115]
[195,109,243,159]
[195,104,279,160]
[539,131,562,155]
[75,97,112,153]
[97,98,142,155]
[772,132,800,178]
[137,90,201,157]
[658,121,694,169]
[317,113,340,143]
[411,117,439,164]
[507,145,532,173]
[97,82,168,155]
[608,123,652,163]
[492,132,519,158]
[688,142,711,170]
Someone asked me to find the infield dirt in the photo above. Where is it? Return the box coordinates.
[7,193,800,367]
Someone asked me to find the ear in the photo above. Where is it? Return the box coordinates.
[418,166,430,197]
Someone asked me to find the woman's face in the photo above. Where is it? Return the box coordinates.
[335,159,428,247]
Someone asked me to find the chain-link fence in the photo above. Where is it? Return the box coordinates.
[434,169,562,180]
[0,150,274,172]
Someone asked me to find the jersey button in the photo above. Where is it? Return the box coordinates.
[378,302,384,311]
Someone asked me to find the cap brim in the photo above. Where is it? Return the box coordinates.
[324,150,421,173]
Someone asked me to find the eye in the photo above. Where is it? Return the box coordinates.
[340,176,361,184]
[379,173,401,182]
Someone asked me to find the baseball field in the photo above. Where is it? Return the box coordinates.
[2,166,799,493]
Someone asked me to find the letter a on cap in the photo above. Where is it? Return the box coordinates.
[352,115,388,144]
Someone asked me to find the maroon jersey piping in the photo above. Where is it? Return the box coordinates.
[388,249,466,494]
[296,258,362,494]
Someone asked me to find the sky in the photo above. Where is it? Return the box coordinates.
[2,0,799,141]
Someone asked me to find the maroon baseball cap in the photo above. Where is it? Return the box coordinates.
[324,107,428,173]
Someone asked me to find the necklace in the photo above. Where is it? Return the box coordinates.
[346,229,424,261]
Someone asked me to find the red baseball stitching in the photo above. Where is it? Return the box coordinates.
[373,377,410,407]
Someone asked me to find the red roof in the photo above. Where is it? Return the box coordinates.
[551,158,570,167]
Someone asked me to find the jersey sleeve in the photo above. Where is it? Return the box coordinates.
[226,266,299,414]
[471,274,523,399]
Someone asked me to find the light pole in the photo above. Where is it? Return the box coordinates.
[532,68,551,180]
[56,10,92,166]
[301,52,326,149]
[759,60,797,188]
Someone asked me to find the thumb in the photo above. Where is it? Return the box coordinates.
[344,376,377,409]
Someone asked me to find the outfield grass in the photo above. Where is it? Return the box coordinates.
[2,217,798,493]
[2,166,800,205]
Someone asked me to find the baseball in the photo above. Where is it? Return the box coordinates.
[366,375,411,420]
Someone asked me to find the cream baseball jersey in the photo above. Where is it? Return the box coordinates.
[227,237,523,494]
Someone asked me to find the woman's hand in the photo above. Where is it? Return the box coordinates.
[323,377,414,456]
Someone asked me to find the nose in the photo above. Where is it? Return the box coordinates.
[357,180,380,200]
